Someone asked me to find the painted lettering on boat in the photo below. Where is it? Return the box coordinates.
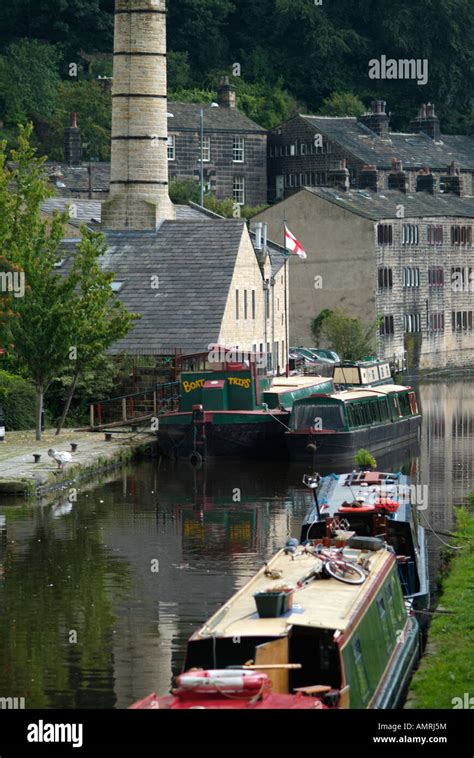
[228,377,251,389]
[182,379,206,393]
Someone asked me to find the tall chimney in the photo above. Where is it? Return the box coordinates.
[217,76,236,109]
[102,0,175,230]
[409,103,441,141]
[358,101,390,139]
[64,112,82,166]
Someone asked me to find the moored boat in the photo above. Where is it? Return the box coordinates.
[130,534,420,709]
[300,470,430,610]
[333,359,393,389]
[285,384,421,464]
[156,362,333,461]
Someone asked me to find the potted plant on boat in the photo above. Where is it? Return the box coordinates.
[354,448,377,472]
[254,585,294,617]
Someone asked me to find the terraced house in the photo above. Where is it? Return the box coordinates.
[254,186,474,371]
[268,101,474,202]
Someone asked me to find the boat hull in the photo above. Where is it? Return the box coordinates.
[157,412,289,460]
[286,415,422,463]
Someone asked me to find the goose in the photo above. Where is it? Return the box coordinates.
[48,448,73,469]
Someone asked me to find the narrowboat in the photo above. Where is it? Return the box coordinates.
[300,470,429,610]
[156,363,333,461]
[285,384,421,464]
[333,359,393,389]
[130,535,420,709]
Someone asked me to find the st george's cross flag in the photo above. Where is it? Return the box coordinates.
[284,224,307,259]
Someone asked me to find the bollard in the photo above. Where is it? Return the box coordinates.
[71,442,78,452]
[33,454,41,463]
[105,432,112,442]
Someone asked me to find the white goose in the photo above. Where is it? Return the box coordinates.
[48,448,73,469]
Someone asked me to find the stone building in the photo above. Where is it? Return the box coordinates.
[254,186,474,370]
[57,0,287,370]
[167,79,267,207]
[268,101,474,203]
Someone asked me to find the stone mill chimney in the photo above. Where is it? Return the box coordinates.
[102,0,175,230]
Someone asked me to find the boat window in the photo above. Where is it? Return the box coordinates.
[351,635,369,703]
[378,399,389,421]
[386,581,397,628]
[376,596,391,650]
[290,403,346,431]
[398,393,411,416]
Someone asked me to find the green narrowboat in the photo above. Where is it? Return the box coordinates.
[142,536,419,709]
[286,384,421,464]
[156,364,334,461]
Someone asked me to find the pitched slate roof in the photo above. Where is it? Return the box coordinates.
[299,116,474,171]
[43,162,111,195]
[59,220,248,355]
[303,187,474,221]
[41,198,205,226]
[168,102,266,134]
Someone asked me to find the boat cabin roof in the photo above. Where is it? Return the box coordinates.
[268,376,332,395]
[191,544,395,640]
[304,384,412,403]
[311,471,412,522]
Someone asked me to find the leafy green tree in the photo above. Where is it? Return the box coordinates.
[0,40,61,126]
[311,308,333,344]
[0,125,134,439]
[169,179,201,205]
[320,308,380,361]
[320,91,366,117]
[55,230,137,434]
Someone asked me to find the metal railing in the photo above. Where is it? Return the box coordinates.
[89,381,180,428]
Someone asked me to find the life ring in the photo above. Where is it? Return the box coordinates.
[374,498,400,513]
[176,669,268,695]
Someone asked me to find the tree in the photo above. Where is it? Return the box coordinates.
[0,125,135,439]
[54,80,112,161]
[169,179,201,205]
[319,309,380,361]
[55,229,137,435]
[0,39,61,126]
[320,91,366,117]
[310,308,333,345]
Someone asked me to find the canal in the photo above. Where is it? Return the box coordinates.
[0,380,473,709]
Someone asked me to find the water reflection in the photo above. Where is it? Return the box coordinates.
[0,381,473,708]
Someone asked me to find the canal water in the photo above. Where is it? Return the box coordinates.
[0,380,473,709]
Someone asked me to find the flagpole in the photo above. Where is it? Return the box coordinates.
[283,214,289,377]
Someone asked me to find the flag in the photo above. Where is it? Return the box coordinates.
[284,224,307,259]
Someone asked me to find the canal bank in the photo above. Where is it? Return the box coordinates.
[0,428,155,498]
[405,506,474,709]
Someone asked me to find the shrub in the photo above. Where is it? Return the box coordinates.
[0,370,36,430]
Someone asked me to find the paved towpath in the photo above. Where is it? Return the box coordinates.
[0,428,153,496]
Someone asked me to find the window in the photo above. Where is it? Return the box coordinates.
[427,224,443,245]
[429,312,445,333]
[235,290,239,319]
[268,146,274,158]
[451,226,472,246]
[289,174,295,187]
[452,311,473,332]
[351,636,369,703]
[452,267,473,293]
[377,224,393,245]
[167,135,175,161]
[198,135,211,162]
[251,290,256,319]
[380,315,394,335]
[300,143,307,155]
[402,267,420,288]
[232,176,245,205]
[378,268,393,289]
[428,267,444,287]
[377,596,391,649]
[402,224,419,245]
[404,313,422,333]
[244,289,248,320]
[290,144,296,156]
[233,137,244,162]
